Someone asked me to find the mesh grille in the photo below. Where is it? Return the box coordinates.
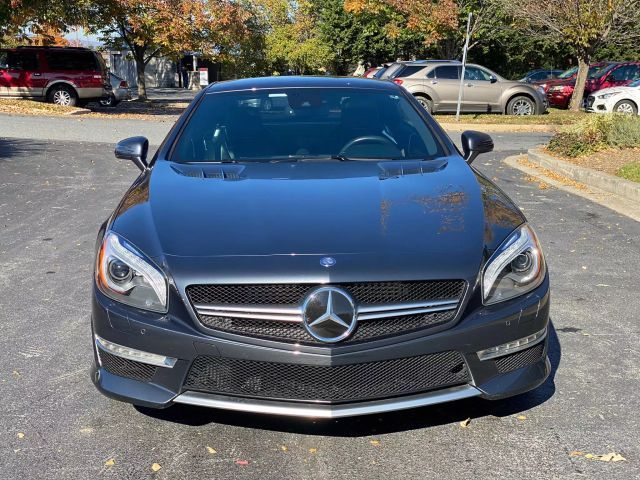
[187,280,465,306]
[184,352,469,402]
[99,350,156,382]
[199,310,455,344]
[494,343,545,374]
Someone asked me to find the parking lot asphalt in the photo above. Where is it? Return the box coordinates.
[1,131,639,479]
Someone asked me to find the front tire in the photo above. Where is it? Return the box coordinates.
[614,99,638,115]
[507,96,535,116]
[99,94,121,108]
[47,85,77,107]
[414,95,433,114]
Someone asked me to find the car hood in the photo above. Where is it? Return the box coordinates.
[111,158,522,282]
[537,77,574,88]
[591,86,638,97]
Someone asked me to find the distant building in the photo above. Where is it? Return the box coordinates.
[104,50,177,88]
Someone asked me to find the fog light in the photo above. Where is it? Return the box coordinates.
[477,327,547,361]
[95,335,177,368]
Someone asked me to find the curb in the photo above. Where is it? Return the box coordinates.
[67,108,92,115]
[527,148,640,203]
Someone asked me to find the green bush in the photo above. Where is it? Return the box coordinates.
[547,114,640,157]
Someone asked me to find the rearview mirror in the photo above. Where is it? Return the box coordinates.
[461,131,494,164]
[115,136,149,171]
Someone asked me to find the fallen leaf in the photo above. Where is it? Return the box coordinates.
[569,451,584,457]
[235,459,249,466]
[308,448,318,454]
[12,370,20,378]
[79,427,94,434]
[17,432,25,439]
[597,453,626,462]
[151,463,162,472]
[280,445,288,452]
[460,418,471,428]
[206,446,216,454]
[105,458,115,467]
[516,415,527,421]
[370,439,381,446]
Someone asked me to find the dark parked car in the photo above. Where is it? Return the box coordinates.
[0,46,110,106]
[92,76,550,418]
[519,69,564,83]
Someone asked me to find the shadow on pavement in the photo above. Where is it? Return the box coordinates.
[0,137,47,161]
[137,322,560,437]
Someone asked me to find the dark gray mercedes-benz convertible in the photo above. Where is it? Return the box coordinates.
[91,76,550,418]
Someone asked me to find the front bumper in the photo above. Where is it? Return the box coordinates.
[91,277,551,417]
[547,91,571,109]
[586,95,609,113]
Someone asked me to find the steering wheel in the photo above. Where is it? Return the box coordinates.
[339,135,397,157]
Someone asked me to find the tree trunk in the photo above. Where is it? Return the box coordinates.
[133,48,147,100]
[569,56,589,111]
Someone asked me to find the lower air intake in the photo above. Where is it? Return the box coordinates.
[183,351,469,403]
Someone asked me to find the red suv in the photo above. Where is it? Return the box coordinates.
[539,62,640,109]
[0,46,110,106]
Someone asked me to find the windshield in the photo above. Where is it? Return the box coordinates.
[588,63,615,78]
[558,67,577,79]
[171,88,445,163]
[373,67,387,79]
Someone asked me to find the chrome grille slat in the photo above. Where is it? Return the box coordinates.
[186,281,466,344]
[193,299,460,323]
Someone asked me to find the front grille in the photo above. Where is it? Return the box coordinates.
[183,351,469,403]
[199,310,456,345]
[187,280,465,306]
[494,343,545,374]
[187,280,466,344]
[98,350,156,382]
[586,96,595,108]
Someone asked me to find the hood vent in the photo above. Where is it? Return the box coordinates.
[171,164,246,180]
[378,159,447,180]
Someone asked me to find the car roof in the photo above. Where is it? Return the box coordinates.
[205,76,402,93]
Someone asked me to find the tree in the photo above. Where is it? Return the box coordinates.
[1,0,87,45]
[496,0,640,110]
[90,0,248,99]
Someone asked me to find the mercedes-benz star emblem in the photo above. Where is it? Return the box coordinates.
[319,257,336,268]
[301,287,357,343]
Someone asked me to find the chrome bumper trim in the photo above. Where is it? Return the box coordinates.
[193,299,459,323]
[172,385,480,418]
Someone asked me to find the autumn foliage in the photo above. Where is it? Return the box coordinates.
[345,0,459,45]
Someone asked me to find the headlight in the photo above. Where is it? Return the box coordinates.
[598,92,618,99]
[548,86,563,93]
[96,232,168,312]
[482,224,546,305]
[536,86,545,95]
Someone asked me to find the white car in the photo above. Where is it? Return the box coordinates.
[586,79,640,115]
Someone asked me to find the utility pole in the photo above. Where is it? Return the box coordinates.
[456,12,473,122]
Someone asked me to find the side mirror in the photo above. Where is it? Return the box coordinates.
[490,75,498,84]
[115,136,149,171]
[461,130,494,164]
